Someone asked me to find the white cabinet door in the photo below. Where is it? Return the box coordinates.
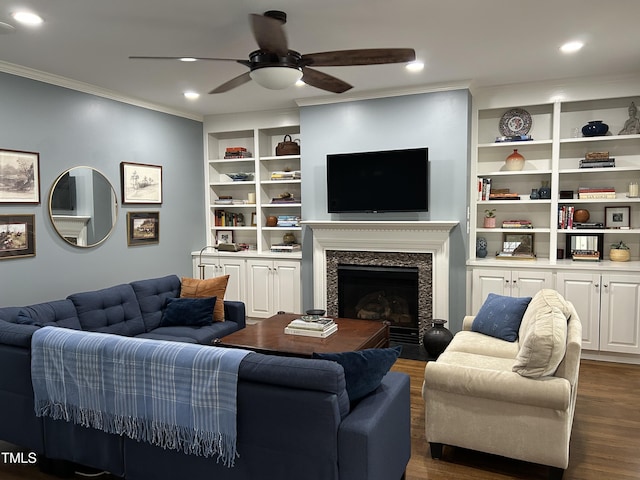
[273,260,301,314]
[471,269,510,313]
[556,272,601,350]
[246,259,273,318]
[600,274,640,355]
[511,270,553,298]
[219,258,246,302]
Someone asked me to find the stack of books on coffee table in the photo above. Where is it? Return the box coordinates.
[284,317,338,338]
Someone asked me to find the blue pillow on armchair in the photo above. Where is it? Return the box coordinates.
[472,293,531,342]
[312,346,402,403]
[160,297,217,327]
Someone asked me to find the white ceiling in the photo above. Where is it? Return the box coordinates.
[1,0,639,119]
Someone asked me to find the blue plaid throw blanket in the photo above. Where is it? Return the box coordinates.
[31,327,250,466]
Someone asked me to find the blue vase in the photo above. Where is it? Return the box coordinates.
[582,120,609,137]
[538,182,551,199]
[476,237,488,258]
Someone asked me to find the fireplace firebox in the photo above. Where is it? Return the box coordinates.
[337,264,420,343]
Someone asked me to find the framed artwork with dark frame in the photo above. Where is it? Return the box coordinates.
[605,206,630,229]
[499,232,535,258]
[0,214,35,259]
[127,211,159,246]
[216,230,234,245]
[120,162,163,204]
[566,233,604,260]
[0,149,40,204]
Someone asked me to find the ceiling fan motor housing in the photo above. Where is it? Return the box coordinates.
[249,50,302,71]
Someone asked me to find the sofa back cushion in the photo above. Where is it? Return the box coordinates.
[519,289,571,341]
[18,299,82,330]
[68,284,145,336]
[512,306,568,378]
[130,274,181,331]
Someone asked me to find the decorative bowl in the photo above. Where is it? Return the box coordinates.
[305,309,326,317]
[226,172,253,181]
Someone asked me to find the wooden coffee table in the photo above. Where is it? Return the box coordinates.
[214,313,389,358]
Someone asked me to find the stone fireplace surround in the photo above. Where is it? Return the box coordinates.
[303,221,458,341]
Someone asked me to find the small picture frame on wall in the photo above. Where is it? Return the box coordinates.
[0,149,40,204]
[0,214,35,259]
[127,211,159,246]
[216,230,234,245]
[120,162,163,204]
[605,206,630,229]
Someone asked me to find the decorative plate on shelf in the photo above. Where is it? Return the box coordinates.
[499,108,532,136]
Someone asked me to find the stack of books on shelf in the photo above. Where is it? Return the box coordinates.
[284,317,338,338]
[489,189,521,200]
[214,210,245,227]
[495,135,533,142]
[571,250,600,262]
[270,170,301,180]
[270,196,299,204]
[224,147,252,159]
[276,215,300,227]
[502,219,532,229]
[270,243,301,253]
[559,206,604,229]
[579,152,615,169]
[578,187,616,199]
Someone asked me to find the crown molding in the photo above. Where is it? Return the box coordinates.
[294,80,473,108]
[0,61,203,122]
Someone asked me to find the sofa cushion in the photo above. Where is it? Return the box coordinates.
[312,346,402,403]
[472,293,531,342]
[18,300,82,330]
[445,330,520,359]
[136,321,239,345]
[519,289,571,341]
[130,275,181,331]
[160,297,217,327]
[180,276,229,322]
[513,306,568,378]
[68,284,145,336]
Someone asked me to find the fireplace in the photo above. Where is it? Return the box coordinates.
[338,264,420,343]
[303,220,457,344]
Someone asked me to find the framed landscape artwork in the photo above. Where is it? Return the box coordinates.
[0,214,35,259]
[120,162,163,204]
[0,149,40,204]
[127,211,159,246]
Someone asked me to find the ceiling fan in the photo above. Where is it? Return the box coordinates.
[130,10,416,94]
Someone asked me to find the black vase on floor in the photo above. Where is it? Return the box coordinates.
[422,319,454,359]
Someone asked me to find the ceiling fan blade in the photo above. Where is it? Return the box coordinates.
[250,13,289,57]
[302,48,416,66]
[301,67,352,94]
[129,56,250,66]
[209,71,252,94]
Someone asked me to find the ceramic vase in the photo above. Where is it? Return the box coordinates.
[476,237,488,258]
[582,120,609,137]
[422,319,454,359]
[538,181,551,199]
[483,217,496,228]
[504,149,525,171]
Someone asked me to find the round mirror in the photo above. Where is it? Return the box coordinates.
[48,167,118,248]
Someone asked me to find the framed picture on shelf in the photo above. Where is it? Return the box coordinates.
[251,212,257,226]
[605,206,630,229]
[120,162,163,204]
[127,212,159,246]
[216,230,234,245]
[0,214,35,259]
[498,232,535,258]
[0,149,40,204]
[566,233,604,261]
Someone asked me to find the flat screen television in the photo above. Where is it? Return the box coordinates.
[326,147,428,213]
[51,172,76,211]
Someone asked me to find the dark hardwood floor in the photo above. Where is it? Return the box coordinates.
[0,359,638,479]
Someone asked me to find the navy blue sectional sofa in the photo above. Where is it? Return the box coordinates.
[0,274,411,480]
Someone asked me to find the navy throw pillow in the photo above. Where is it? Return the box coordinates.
[472,293,532,342]
[312,346,402,403]
[160,297,217,327]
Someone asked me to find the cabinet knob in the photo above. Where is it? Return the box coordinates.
[594,283,599,288]
[603,284,608,288]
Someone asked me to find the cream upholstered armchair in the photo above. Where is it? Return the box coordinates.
[422,289,582,480]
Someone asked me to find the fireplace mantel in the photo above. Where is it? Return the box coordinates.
[302,221,458,320]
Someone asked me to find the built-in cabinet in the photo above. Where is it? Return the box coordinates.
[193,112,302,319]
[469,90,640,363]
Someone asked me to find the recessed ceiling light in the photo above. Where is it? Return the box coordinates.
[560,41,584,54]
[406,61,424,72]
[180,57,197,62]
[11,11,43,26]
[183,91,200,100]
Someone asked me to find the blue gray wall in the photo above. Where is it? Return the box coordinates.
[299,90,471,331]
[0,72,204,306]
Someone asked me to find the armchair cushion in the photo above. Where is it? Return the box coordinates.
[513,306,567,378]
[472,293,531,342]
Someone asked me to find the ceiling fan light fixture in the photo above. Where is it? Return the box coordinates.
[11,11,43,26]
[250,66,303,90]
[406,60,424,72]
